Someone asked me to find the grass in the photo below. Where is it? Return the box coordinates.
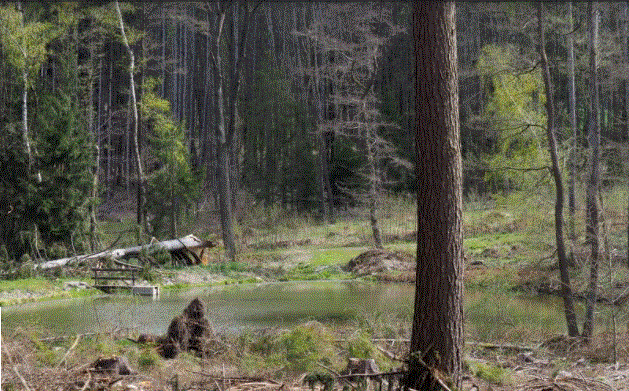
[465,288,565,343]
[467,361,512,385]
[0,277,98,306]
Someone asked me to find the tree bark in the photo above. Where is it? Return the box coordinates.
[583,1,601,341]
[312,3,334,224]
[408,2,464,389]
[366,133,383,249]
[624,1,629,269]
[567,2,577,256]
[212,8,237,261]
[16,3,35,180]
[538,3,580,338]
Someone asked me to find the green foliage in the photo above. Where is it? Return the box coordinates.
[0,4,59,88]
[89,2,143,44]
[148,245,172,266]
[0,124,30,259]
[141,77,201,238]
[29,93,92,249]
[241,57,317,207]
[0,245,8,264]
[477,44,550,191]
[47,243,68,259]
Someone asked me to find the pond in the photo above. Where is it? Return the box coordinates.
[2,280,605,343]
[1,281,414,337]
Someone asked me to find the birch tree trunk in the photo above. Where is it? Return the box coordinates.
[583,1,601,341]
[115,0,147,238]
[538,2,580,338]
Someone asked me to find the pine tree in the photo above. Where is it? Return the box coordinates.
[141,77,201,238]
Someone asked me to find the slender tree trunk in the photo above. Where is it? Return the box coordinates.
[16,3,34,180]
[22,70,32,174]
[106,58,113,196]
[583,1,601,341]
[567,2,578,257]
[116,0,146,239]
[366,134,383,249]
[213,10,237,261]
[312,3,333,224]
[538,3,580,338]
[125,89,131,198]
[87,44,99,252]
[624,1,629,268]
[407,2,463,389]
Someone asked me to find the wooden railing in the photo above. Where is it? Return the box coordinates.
[92,267,141,293]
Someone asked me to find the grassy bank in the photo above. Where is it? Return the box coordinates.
[3,313,628,391]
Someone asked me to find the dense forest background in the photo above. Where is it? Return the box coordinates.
[1,2,627,263]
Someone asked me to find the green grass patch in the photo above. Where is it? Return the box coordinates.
[465,288,564,343]
[467,361,512,385]
[0,277,58,292]
[310,247,364,267]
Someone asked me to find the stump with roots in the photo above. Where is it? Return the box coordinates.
[156,297,217,359]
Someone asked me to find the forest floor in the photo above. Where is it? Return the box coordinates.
[4,190,629,389]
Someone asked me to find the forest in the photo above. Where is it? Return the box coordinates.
[2,1,629,390]
[1,1,625,262]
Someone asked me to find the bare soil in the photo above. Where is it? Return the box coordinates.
[342,248,415,282]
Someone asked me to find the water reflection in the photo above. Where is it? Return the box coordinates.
[2,281,414,337]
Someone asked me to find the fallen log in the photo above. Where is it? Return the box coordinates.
[37,234,214,269]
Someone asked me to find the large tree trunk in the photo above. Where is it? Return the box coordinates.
[407,2,464,389]
[116,0,146,239]
[583,1,601,341]
[538,3,580,338]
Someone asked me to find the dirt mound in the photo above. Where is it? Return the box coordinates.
[344,249,414,279]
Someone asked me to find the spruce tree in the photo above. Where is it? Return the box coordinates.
[141,77,201,238]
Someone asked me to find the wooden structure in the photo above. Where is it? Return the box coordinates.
[92,267,139,293]
[92,266,159,296]
[39,234,214,270]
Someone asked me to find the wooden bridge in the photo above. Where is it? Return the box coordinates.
[92,267,158,296]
